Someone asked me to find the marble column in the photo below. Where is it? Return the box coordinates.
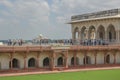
[105,30,108,41]
[79,31,81,41]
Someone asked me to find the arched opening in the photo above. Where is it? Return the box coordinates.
[57,57,63,66]
[100,32,103,39]
[106,55,110,64]
[9,58,19,69]
[28,58,36,68]
[83,56,91,64]
[71,57,79,66]
[109,32,112,41]
[71,57,74,65]
[88,26,96,40]
[81,26,86,40]
[43,57,50,67]
[107,24,116,42]
[74,27,79,40]
[97,25,105,40]
[12,58,19,68]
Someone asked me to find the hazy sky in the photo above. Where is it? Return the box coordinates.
[0,0,120,40]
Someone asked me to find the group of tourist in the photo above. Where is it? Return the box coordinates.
[32,39,109,46]
[7,39,24,46]
[32,39,74,45]
[7,39,109,46]
[80,39,108,46]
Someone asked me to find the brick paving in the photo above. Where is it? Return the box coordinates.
[0,67,120,77]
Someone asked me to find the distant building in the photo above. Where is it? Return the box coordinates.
[68,9,120,43]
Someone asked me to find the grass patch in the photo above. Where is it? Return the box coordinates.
[0,69,120,80]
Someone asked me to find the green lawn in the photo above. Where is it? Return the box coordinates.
[0,69,120,80]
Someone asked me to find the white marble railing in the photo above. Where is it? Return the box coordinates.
[71,9,119,21]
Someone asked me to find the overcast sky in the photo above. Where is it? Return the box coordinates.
[0,0,120,40]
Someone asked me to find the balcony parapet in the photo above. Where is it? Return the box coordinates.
[0,45,120,53]
[70,45,120,51]
[0,46,52,52]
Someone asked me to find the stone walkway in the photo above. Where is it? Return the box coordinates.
[0,67,120,77]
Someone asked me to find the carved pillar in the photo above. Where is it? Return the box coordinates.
[104,52,107,64]
[94,52,97,65]
[24,47,29,69]
[64,51,68,68]
[10,53,13,70]
[50,52,55,70]
[116,30,120,43]
[24,52,27,69]
[113,53,116,64]
[84,52,87,66]
[37,52,40,68]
